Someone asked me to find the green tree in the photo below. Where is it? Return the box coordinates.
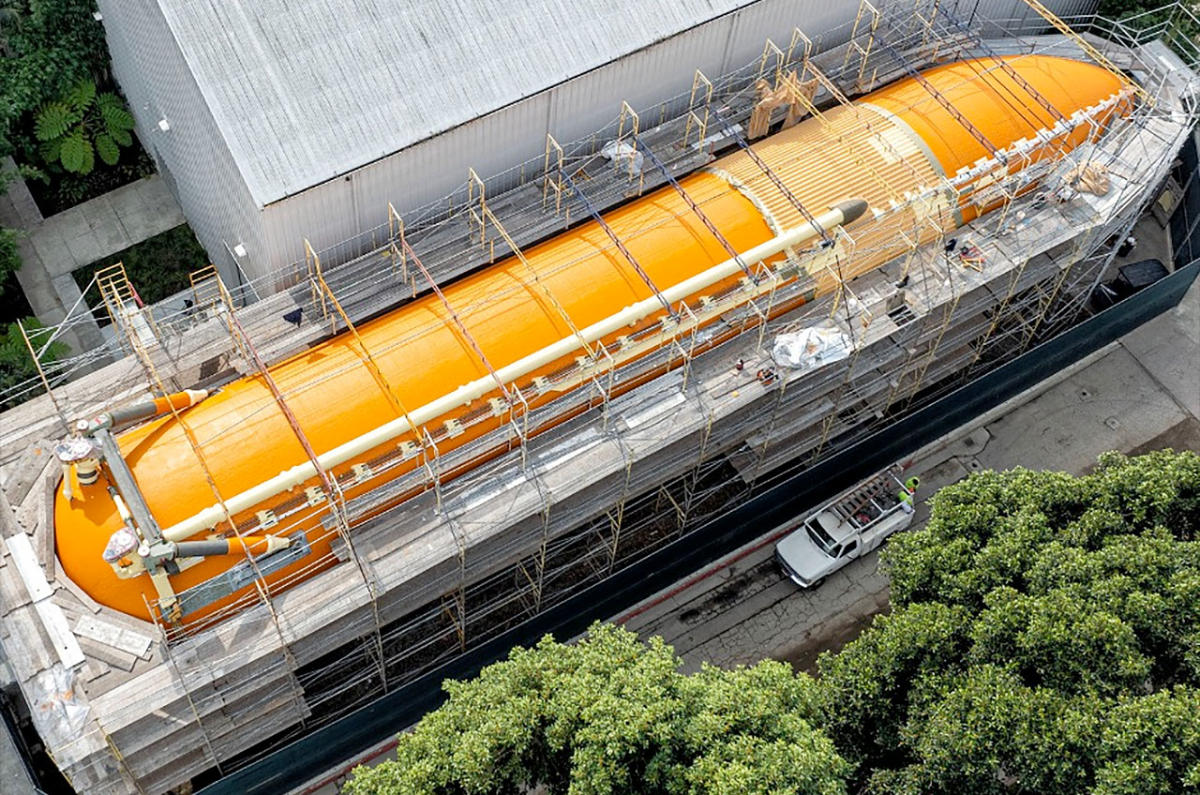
[0,1,20,56]
[0,1,152,212]
[816,602,969,773]
[35,79,135,174]
[1097,0,1200,54]
[0,225,18,295]
[1093,686,1200,794]
[344,623,848,795]
[0,162,21,296]
[0,0,110,158]
[344,454,1200,795]
[0,317,67,404]
[819,451,1200,794]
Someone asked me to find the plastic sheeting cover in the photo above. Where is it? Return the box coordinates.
[600,141,644,174]
[772,324,852,370]
[28,664,89,747]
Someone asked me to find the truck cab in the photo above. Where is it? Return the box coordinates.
[775,468,916,588]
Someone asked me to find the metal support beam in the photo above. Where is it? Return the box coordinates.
[397,232,514,404]
[869,24,1003,159]
[311,272,413,422]
[472,190,597,359]
[935,5,1068,127]
[1020,0,1152,105]
[94,428,163,545]
[703,103,833,245]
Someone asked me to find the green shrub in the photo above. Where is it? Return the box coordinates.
[822,452,1200,793]
[0,317,68,405]
[345,623,847,795]
[35,79,136,174]
[0,226,19,294]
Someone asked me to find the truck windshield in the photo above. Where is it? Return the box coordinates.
[806,522,838,555]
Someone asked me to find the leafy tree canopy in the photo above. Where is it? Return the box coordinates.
[343,453,1199,795]
[0,225,18,293]
[344,623,848,795]
[35,79,135,174]
[0,0,110,158]
[1097,0,1199,53]
[820,450,1200,794]
[0,316,67,405]
[0,160,21,297]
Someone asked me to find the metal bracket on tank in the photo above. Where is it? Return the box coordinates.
[93,428,164,545]
[168,534,312,620]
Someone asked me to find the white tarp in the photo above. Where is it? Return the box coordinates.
[772,324,852,371]
[600,141,644,174]
[28,664,90,745]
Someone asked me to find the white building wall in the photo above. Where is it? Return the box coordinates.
[101,0,1097,287]
[98,0,268,289]
[257,0,864,279]
[257,0,1096,281]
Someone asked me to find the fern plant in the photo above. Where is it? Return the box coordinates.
[34,81,137,175]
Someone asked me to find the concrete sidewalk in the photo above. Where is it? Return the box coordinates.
[0,159,185,354]
[620,273,1199,672]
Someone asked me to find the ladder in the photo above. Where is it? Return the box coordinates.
[96,262,161,371]
[832,471,898,523]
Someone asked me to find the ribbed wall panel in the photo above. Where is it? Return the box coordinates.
[98,0,1096,282]
[713,103,952,294]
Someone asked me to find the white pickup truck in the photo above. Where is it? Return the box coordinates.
[775,467,917,588]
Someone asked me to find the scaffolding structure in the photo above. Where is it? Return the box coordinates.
[0,3,1197,793]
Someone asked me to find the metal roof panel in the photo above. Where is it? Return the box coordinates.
[158,0,742,206]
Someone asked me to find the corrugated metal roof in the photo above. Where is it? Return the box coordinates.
[158,0,749,207]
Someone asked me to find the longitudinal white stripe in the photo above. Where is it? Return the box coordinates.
[160,200,868,542]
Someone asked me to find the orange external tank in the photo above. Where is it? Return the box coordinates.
[54,56,1127,624]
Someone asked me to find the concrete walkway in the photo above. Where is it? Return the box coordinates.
[620,272,1199,673]
[25,177,184,278]
[0,158,184,353]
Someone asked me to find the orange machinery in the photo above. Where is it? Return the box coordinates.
[54,56,1127,624]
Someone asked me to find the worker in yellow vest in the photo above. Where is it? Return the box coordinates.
[898,476,920,513]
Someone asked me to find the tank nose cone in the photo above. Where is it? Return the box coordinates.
[833,198,869,225]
